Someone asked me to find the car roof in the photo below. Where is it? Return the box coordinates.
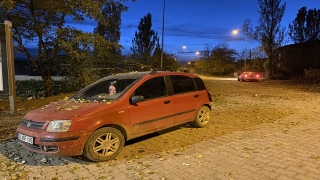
[242,72,256,74]
[106,71,150,79]
[101,71,200,80]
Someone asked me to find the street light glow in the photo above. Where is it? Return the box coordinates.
[175,46,187,61]
[232,29,239,35]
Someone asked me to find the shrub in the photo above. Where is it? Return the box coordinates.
[16,80,73,98]
[304,69,320,83]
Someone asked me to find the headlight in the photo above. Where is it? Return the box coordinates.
[46,120,72,132]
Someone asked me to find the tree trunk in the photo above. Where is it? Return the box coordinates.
[43,78,53,97]
[268,58,273,79]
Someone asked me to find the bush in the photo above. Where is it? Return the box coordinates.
[303,69,320,83]
[16,80,73,98]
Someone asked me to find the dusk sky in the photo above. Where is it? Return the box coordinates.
[19,0,320,61]
[118,0,320,61]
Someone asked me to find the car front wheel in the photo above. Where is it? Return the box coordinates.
[83,127,125,162]
[192,106,211,128]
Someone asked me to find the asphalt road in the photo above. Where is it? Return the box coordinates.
[199,76,237,81]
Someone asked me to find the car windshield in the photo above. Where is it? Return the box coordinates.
[71,78,137,101]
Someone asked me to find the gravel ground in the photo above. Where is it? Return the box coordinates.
[0,78,319,179]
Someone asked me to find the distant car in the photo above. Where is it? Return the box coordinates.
[16,71,212,162]
[238,72,260,82]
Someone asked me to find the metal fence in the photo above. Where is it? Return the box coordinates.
[15,75,65,81]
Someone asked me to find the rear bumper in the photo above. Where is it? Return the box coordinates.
[243,78,259,81]
[240,77,259,81]
[16,125,91,157]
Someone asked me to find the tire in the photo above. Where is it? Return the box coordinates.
[192,106,211,128]
[83,127,125,162]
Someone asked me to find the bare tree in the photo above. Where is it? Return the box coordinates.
[242,0,286,78]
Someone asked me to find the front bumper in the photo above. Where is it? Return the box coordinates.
[16,124,91,157]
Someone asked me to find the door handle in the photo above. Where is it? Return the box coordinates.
[164,100,171,104]
[194,95,199,98]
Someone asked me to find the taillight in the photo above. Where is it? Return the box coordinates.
[207,91,212,102]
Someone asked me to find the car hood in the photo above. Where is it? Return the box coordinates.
[24,100,106,121]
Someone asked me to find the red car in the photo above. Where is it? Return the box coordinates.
[16,71,212,162]
[238,72,260,82]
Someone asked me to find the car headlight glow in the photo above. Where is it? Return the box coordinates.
[46,120,72,132]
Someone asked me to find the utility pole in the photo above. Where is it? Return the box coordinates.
[160,0,166,69]
[5,21,16,114]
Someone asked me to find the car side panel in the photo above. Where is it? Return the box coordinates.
[128,97,175,135]
[127,75,175,136]
[167,75,208,124]
[171,91,203,123]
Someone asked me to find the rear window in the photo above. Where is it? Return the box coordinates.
[194,78,206,90]
[243,72,256,75]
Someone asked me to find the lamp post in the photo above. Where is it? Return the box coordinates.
[194,51,203,74]
[160,0,166,69]
[232,29,248,71]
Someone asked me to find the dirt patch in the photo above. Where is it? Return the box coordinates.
[0,79,319,159]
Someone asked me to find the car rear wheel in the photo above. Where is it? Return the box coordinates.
[83,127,125,162]
[192,106,211,128]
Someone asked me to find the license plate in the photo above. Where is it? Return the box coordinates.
[18,133,34,144]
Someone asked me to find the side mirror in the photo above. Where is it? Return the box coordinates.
[131,95,145,104]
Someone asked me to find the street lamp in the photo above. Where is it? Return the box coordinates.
[174,46,186,60]
[232,29,248,71]
[160,0,166,69]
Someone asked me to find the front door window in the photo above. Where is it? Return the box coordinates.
[128,76,174,135]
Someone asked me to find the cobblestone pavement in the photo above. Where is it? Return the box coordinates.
[0,119,319,180]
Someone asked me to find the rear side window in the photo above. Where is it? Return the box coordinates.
[170,75,195,94]
[133,76,167,100]
[194,78,206,90]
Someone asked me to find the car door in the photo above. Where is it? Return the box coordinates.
[128,76,175,135]
[169,75,200,124]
